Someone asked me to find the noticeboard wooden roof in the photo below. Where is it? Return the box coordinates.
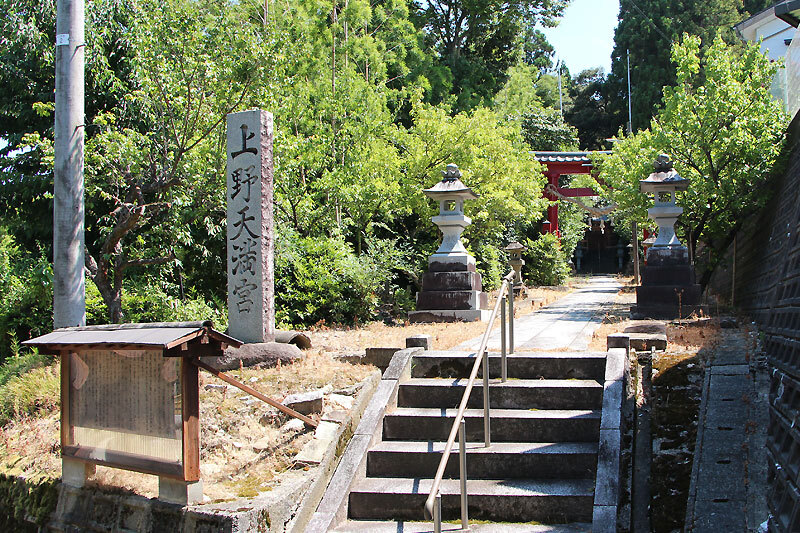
[22,321,242,356]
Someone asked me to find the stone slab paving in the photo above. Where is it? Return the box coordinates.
[684,329,770,532]
[454,275,622,352]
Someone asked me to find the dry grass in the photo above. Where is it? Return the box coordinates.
[312,285,571,353]
[0,351,375,502]
[667,320,721,352]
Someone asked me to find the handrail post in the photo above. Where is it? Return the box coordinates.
[500,293,507,383]
[459,418,468,530]
[434,493,442,533]
[508,287,515,355]
[423,271,514,525]
[482,349,491,447]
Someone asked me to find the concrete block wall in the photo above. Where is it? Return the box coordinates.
[706,112,800,532]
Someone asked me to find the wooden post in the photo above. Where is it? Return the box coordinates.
[60,352,72,448]
[181,358,200,481]
[632,221,640,286]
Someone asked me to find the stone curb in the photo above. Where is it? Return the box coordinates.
[287,367,383,532]
[305,348,421,532]
[592,347,628,532]
[683,356,711,533]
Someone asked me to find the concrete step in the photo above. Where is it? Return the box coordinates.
[411,351,606,381]
[382,407,601,443]
[397,378,603,410]
[366,441,597,479]
[347,477,595,523]
[332,520,593,532]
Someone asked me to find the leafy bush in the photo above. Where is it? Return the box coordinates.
[275,230,394,327]
[118,282,227,329]
[472,242,505,291]
[0,364,59,425]
[523,233,570,286]
[0,230,53,361]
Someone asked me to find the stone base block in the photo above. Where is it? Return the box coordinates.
[422,271,482,291]
[646,246,689,266]
[428,253,476,272]
[636,284,701,306]
[630,304,705,320]
[158,478,203,506]
[641,265,696,286]
[416,290,488,311]
[408,309,491,323]
[405,335,432,350]
[364,347,403,370]
[62,457,96,488]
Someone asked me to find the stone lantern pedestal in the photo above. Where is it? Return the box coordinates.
[632,155,703,319]
[409,165,490,323]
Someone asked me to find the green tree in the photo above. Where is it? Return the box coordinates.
[0,0,138,250]
[519,109,578,151]
[493,63,578,151]
[564,68,618,150]
[597,36,787,287]
[606,0,774,136]
[17,0,266,322]
[412,0,569,111]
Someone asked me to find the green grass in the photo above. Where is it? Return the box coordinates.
[0,351,53,389]
[0,364,59,426]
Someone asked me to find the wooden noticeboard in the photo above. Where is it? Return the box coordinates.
[24,322,238,482]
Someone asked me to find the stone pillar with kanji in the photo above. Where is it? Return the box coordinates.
[226,110,275,343]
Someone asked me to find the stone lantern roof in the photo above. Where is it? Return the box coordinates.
[423,164,479,201]
[639,154,690,193]
[505,241,525,253]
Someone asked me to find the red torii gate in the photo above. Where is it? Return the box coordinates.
[533,151,611,236]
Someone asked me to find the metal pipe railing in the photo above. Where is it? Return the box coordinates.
[424,270,516,529]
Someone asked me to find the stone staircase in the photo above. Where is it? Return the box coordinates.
[322,350,609,531]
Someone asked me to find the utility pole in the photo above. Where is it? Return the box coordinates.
[53,0,86,328]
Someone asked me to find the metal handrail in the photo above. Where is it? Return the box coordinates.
[424,270,517,531]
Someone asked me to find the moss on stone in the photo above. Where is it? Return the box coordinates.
[0,473,59,530]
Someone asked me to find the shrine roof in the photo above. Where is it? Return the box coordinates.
[533,151,611,163]
[23,321,242,353]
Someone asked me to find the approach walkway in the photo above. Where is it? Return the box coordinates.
[684,328,770,532]
[455,275,622,352]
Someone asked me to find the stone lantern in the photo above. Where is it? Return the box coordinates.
[632,155,701,318]
[505,241,526,291]
[424,164,479,267]
[409,164,490,322]
[639,154,690,250]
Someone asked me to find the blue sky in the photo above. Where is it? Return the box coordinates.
[540,0,621,75]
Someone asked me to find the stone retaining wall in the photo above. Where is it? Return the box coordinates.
[707,112,800,532]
